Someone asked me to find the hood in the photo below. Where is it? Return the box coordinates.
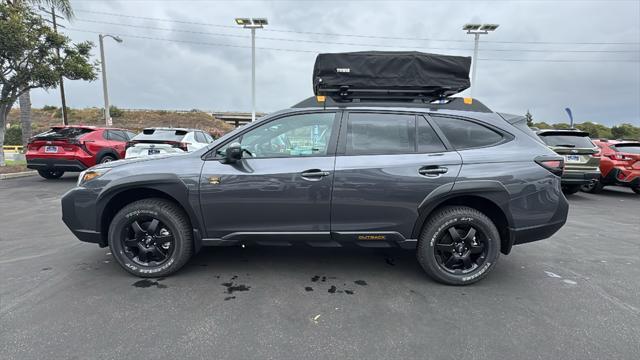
[92,153,188,170]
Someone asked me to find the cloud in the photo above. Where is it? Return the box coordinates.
[28,0,640,125]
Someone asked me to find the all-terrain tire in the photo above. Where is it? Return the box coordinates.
[108,198,194,277]
[417,206,500,285]
[37,169,64,179]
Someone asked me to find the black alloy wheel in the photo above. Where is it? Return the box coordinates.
[434,224,487,274]
[122,217,175,266]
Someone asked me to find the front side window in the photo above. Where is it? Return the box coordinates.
[217,112,336,158]
[432,116,503,149]
[346,113,415,155]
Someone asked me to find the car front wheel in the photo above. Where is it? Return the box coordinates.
[108,198,194,277]
[417,206,500,285]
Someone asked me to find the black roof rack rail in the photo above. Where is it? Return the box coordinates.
[291,96,493,113]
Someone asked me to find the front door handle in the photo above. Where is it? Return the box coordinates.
[419,166,448,176]
[301,169,331,180]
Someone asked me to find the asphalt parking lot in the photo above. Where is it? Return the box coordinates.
[1,174,639,360]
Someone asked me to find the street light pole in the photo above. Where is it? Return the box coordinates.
[251,27,256,123]
[235,18,268,122]
[463,24,499,99]
[99,34,123,127]
[471,33,480,99]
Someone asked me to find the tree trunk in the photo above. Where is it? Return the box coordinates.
[19,90,32,146]
[0,104,7,167]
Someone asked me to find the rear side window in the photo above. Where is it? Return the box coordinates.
[418,116,446,153]
[432,116,503,149]
[346,113,415,155]
[538,133,594,148]
[106,130,128,142]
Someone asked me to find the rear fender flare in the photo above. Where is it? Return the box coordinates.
[96,148,120,162]
[412,180,513,239]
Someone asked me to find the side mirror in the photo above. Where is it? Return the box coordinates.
[225,142,243,163]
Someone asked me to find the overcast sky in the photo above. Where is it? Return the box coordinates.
[28,0,640,126]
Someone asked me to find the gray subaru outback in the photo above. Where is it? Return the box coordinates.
[61,52,568,285]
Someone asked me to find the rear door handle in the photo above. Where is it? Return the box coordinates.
[419,166,448,176]
[301,169,331,179]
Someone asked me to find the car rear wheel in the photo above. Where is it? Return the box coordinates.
[562,185,582,195]
[108,198,194,277]
[37,169,64,179]
[417,206,500,285]
[581,181,603,193]
[100,154,116,163]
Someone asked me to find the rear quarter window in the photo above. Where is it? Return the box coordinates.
[431,116,503,149]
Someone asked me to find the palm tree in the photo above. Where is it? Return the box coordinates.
[4,0,73,146]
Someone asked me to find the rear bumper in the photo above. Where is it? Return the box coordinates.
[27,157,89,172]
[561,170,600,185]
[602,167,640,187]
[509,190,569,248]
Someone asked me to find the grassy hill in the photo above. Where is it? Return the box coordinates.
[6,107,235,137]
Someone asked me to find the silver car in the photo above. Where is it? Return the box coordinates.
[125,128,214,159]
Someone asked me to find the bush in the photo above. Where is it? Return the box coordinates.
[42,105,57,111]
[4,125,22,145]
[109,105,124,118]
[54,106,70,118]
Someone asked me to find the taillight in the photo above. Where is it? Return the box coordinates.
[535,157,564,176]
[608,153,632,161]
[172,142,190,152]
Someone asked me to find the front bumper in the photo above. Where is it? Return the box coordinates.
[561,170,600,185]
[27,158,88,172]
[61,186,105,246]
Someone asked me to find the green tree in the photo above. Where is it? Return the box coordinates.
[611,123,640,140]
[4,0,75,146]
[0,3,97,166]
[524,110,534,127]
[575,122,612,139]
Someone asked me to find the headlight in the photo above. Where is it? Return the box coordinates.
[77,168,111,186]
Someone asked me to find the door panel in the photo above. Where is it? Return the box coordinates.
[199,111,340,240]
[331,152,461,239]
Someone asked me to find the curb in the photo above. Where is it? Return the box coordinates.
[0,171,37,180]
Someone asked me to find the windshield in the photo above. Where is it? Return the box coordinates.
[539,134,594,148]
[612,143,640,154]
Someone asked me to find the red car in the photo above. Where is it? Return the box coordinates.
[583,139,640,194]
[26,126,136,179]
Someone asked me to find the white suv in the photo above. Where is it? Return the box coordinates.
[125,128,214,159]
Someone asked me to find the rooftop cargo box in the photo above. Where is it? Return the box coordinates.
[313,51,471,101]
